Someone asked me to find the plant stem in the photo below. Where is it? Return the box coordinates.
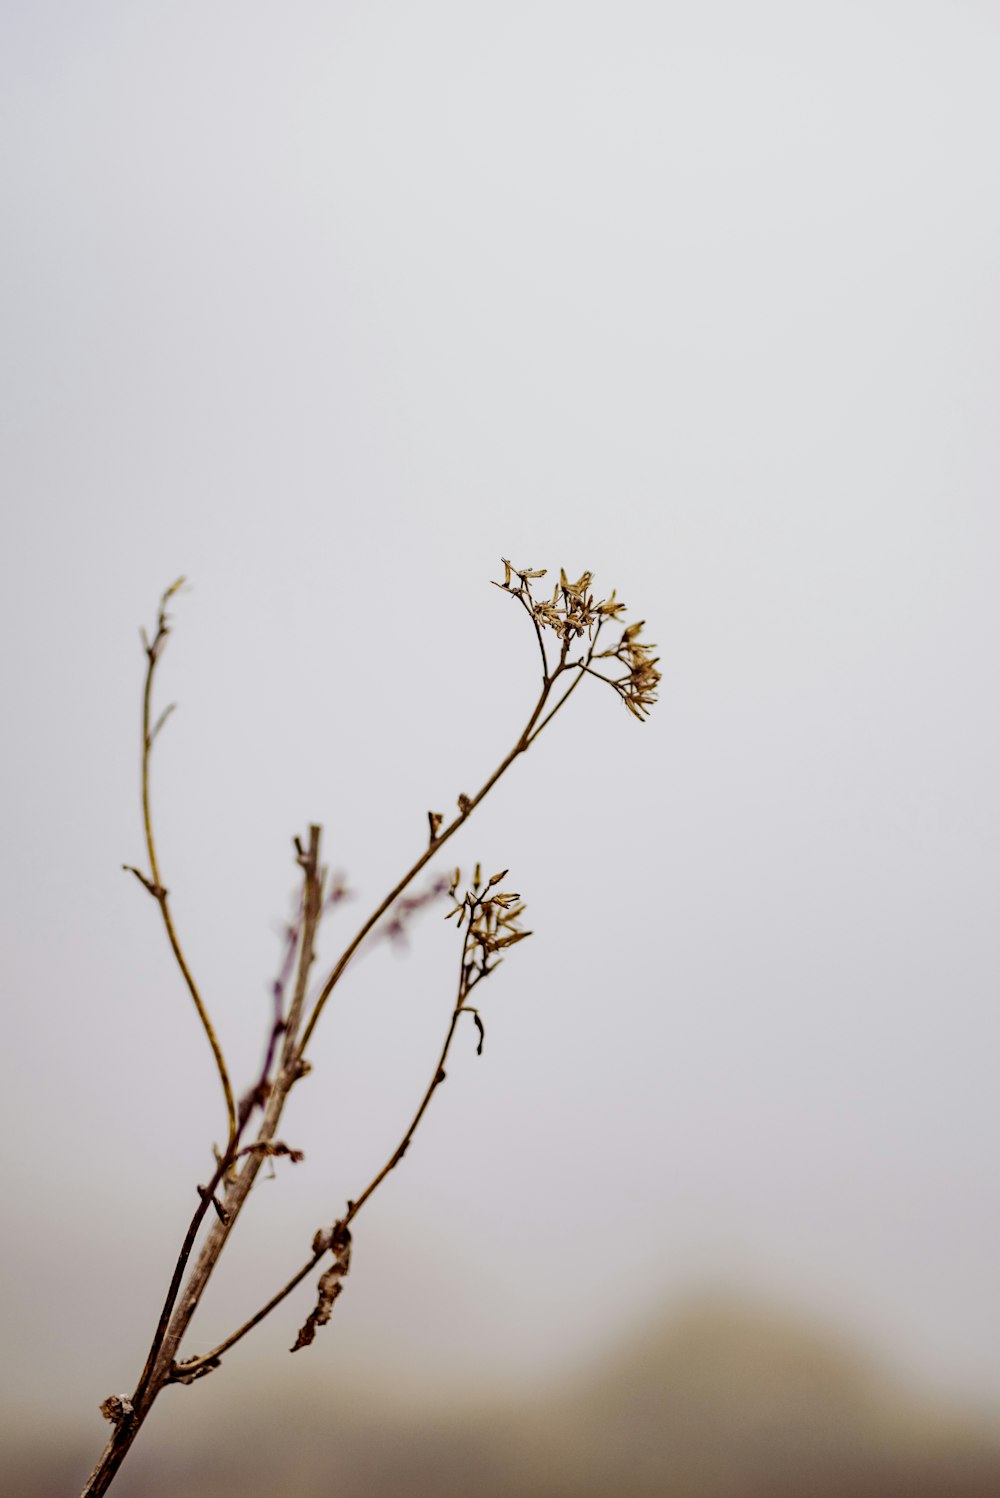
[173,904,480,1379]
[296,663,561,1056]
[81,829,326,1497]
[138,584,237,1149]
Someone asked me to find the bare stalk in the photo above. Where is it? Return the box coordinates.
[174,881,504,1378]
[126,578,237,1150]
[296,674,550,1056]
[82,827,326,1496]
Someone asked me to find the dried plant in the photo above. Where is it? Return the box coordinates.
[81,562,660,1496]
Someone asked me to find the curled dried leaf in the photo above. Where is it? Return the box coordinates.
[292,1225,352,1352]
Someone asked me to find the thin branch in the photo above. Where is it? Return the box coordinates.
[296,668,557,1058]
[511,585,550,682]
[128,1140,242,1411]
[279,826,324,1065]
[240,885,307,1119]
[346,918,473,1223]
[573,662,622,688]
[368,874,451,948]
[145,831,322,1351]
[170,1254,325,1380]
[125,860,317,1410]
[147,701,176,748]
[526,622,605,745]
[122,865,166,900]
[525,666,585,743]
[83,830,327,1496]
[172,906,481,1379]
[134,580,237,1150]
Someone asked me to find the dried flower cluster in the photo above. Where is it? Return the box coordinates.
[445,865,531,1054]
[597,618,662,720]
[447,864,530,963]
[496,560,661,719]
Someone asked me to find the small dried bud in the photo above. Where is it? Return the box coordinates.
[99,1394,134,1425]
[457,793,472,815]
[312,1224,335,1255]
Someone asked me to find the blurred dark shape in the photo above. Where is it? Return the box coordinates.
[515,1294,1000,1498]
[12,1293,1000,1497]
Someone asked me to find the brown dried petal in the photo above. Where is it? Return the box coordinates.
[492,929,532,949]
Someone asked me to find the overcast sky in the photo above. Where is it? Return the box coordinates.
[2,0,999,1438]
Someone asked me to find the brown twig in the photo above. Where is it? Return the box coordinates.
[171,878,517,1378]
[129,579,237,1150]
[296,655,561,1058]
[344,900,478,1223]
[82,827,326,1496]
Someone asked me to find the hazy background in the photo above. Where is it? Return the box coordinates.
[2,2,999,1491]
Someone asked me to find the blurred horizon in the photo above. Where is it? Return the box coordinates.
[13,1286,1000,1496]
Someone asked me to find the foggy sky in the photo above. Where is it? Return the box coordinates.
[2,0,999,1431]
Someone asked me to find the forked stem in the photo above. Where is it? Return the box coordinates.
[173,888,497,1379]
